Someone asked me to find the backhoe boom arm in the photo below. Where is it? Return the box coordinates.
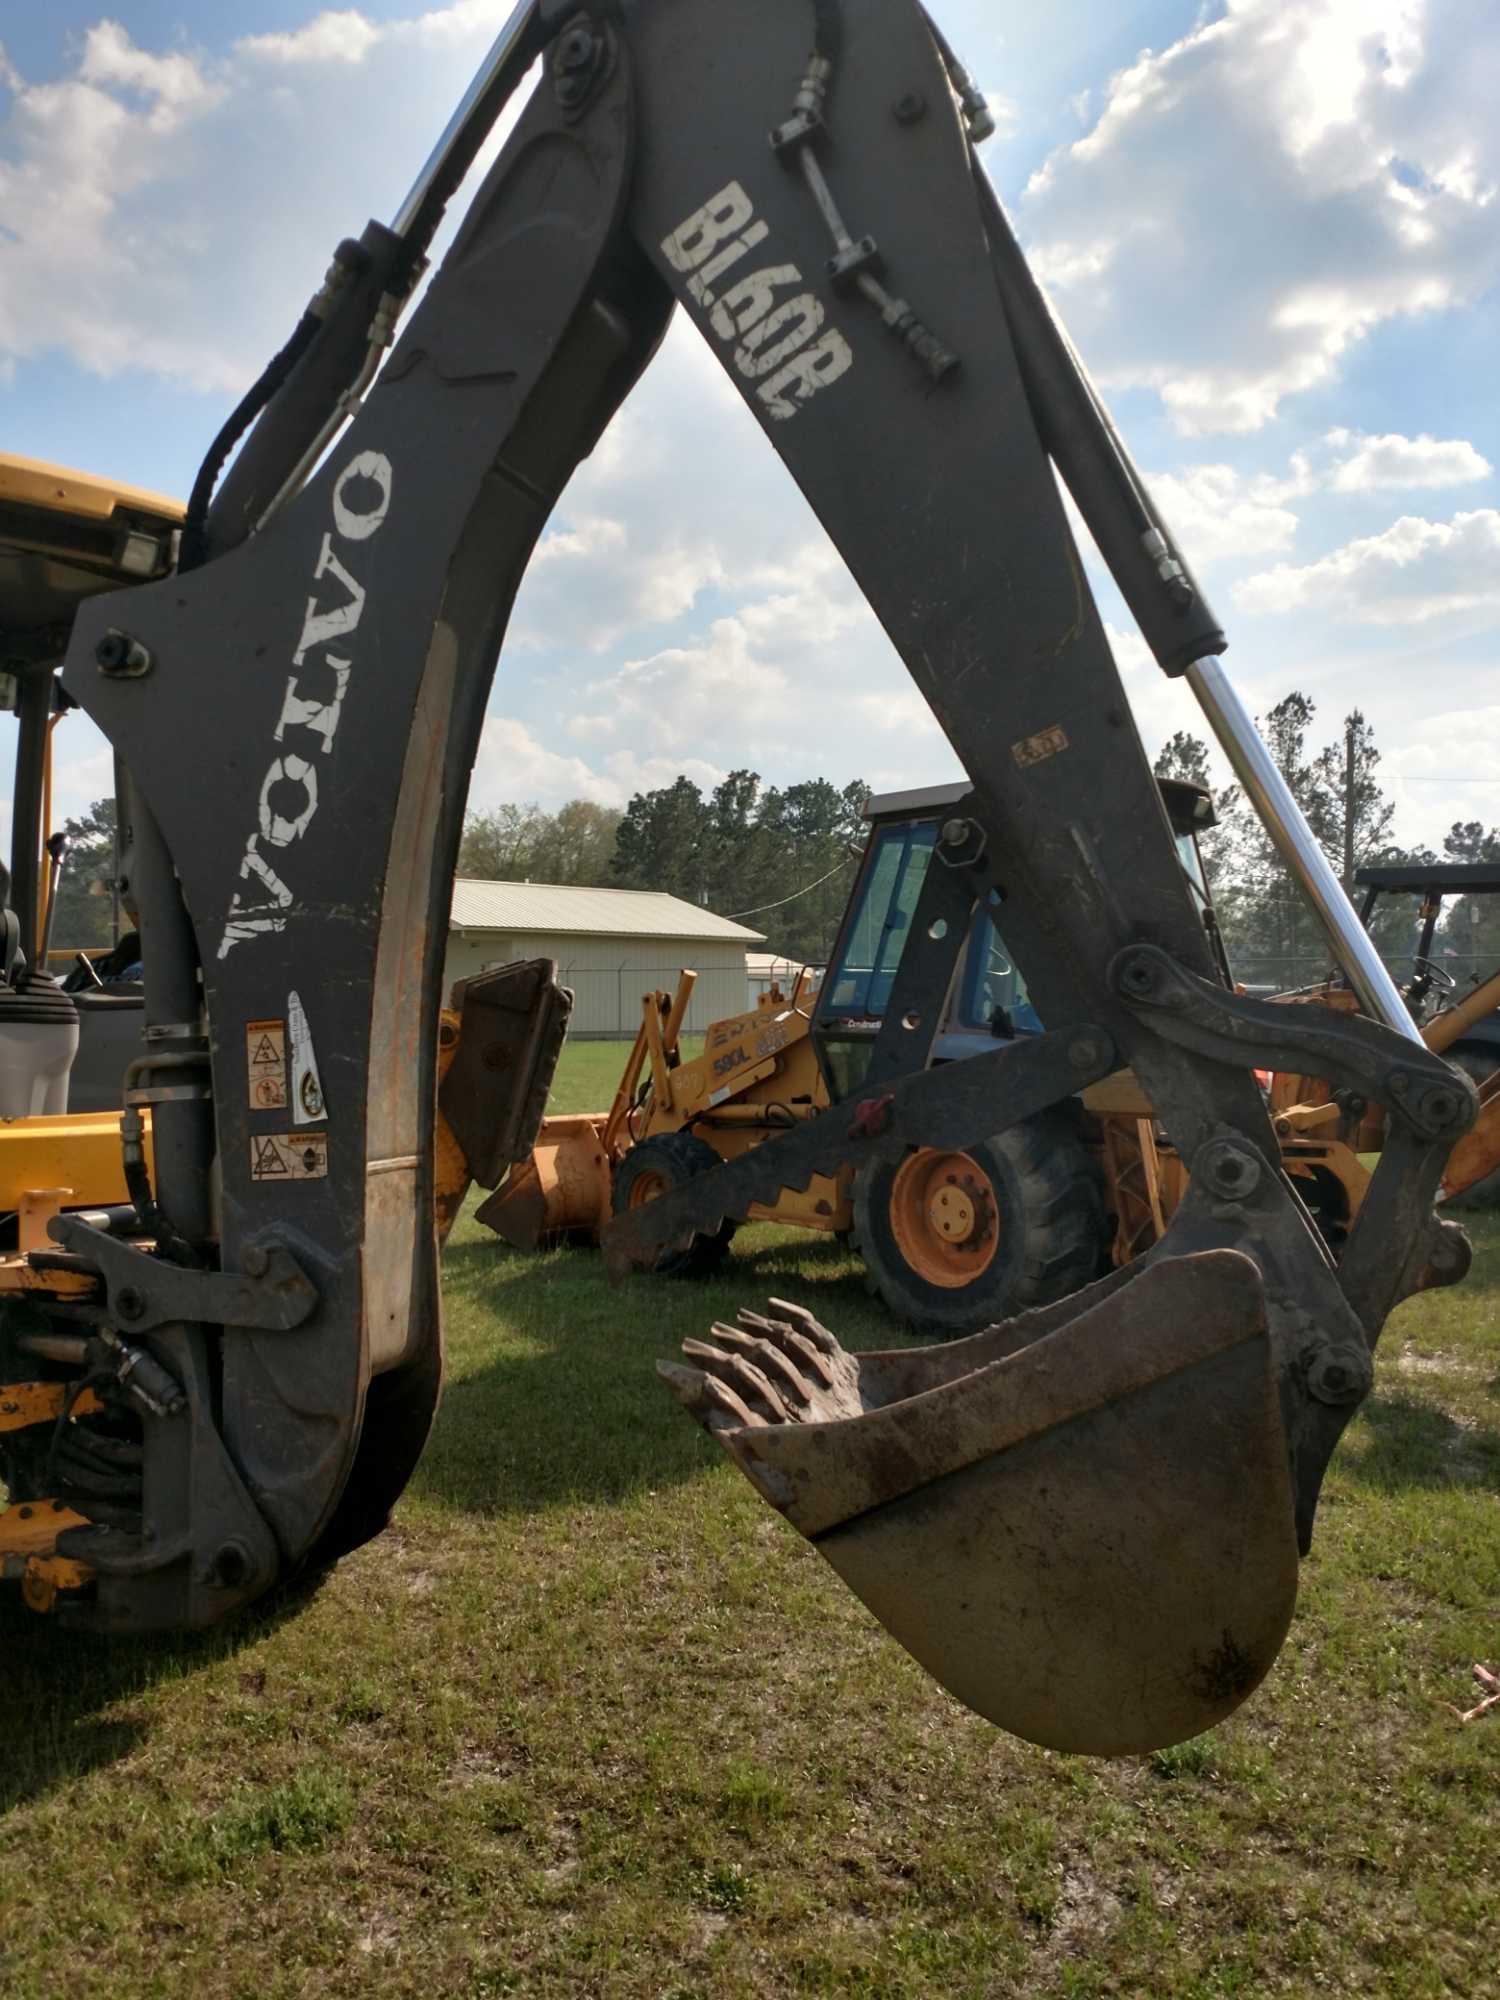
[39,0,1469,1751]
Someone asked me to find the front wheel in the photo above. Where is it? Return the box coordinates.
[611,1131,737,1277]
[851,1112,1106,1336]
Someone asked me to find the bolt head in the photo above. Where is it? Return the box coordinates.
[1121,957,1158,996]
[1307,1346,1370,1406]
[1199,1140,1263,1202]
[114,1285,146,1323]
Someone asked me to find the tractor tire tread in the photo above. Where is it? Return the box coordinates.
[611,1130,738,1277]
[851,1109,1106,1337]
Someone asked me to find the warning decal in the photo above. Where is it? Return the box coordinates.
[288,990,327,1127]
[250,1133,328,1182]
[1012,724,1070,770]
[247,1019,288,1111]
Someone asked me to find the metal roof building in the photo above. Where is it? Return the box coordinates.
[446,880,766,1039]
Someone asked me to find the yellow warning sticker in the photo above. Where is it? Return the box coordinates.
[247,1019,288,1111]
[250,1133,328,1182]
[1012,725,1070,770]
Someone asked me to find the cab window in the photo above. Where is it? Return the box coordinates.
[824,820,937,1017]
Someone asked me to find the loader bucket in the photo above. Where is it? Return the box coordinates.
[476,1113,611,1250]
[662,1251,1300,1755]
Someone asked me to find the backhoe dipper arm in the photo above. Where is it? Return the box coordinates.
[51,0,1467,1753]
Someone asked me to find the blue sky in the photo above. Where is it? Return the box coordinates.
[4,1,1500,849]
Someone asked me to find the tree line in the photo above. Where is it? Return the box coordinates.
[44,702,1500,989]
[1155,695,1500,989]
[458,770,868,963]
[44,772,866,964]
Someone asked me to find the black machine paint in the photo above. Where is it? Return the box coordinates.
[0,0,1473,1754]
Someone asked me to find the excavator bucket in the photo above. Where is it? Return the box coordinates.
[664,1253,1300,1755]
[439,961,574,1187]
[476,1114,611,1249]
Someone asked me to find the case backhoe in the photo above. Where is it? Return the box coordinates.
[0,0,1479,1757]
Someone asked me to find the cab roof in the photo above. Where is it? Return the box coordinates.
[0,452,184,660]
[0,453,184,529]
[865,774,1217,834]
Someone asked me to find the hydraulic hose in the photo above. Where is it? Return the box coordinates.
[178,309,322,572]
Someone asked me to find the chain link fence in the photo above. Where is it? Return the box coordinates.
[555,963,785,1040]
[553,950,1500,1041]
[1227,951,1500,999]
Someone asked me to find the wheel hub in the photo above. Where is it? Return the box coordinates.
[929,1181,980,1244]
[889,1149,1002,1289]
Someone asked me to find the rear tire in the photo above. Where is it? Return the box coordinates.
[611,1131,737,1277]
[1443,1045,1500,1211]
[852,1111,1106,1336]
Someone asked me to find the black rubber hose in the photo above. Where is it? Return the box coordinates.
[178,308,322,572]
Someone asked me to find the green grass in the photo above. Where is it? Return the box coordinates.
[545,1034,704,1115]
[1,1040,1498,1996]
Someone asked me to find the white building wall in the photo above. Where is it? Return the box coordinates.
[444,932,751,1038]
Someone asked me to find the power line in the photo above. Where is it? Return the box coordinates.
[729,854,856,921]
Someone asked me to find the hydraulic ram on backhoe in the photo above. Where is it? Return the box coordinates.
[0,0,1474,1755]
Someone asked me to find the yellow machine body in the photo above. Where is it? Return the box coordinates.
[483,969,851,1249]
[488,964,1377,1289]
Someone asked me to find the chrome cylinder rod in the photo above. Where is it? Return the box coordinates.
[391,0,541,239]
[1186,656,1421,1043]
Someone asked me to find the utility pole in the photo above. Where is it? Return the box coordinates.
[1342,714,1357,895]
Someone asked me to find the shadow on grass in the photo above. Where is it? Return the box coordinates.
[416,1230,893,1517]
[1338,1392,1500,1493]
[0,1570,327,1814]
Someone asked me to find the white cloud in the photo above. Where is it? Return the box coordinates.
[513,512,727,656]
[0,5,522,393]
[49,740,116,825]
[468,716,725,812]
[1143,430,1493,569]
[1149,463,1306,562]
[549,522,947,784]
[237,10,384,65]
[79,21,224,118]
[1383,705,1500,841]
[1235,508,1500,623]
[1324,428,1492,490]
[1023,0,1500,433]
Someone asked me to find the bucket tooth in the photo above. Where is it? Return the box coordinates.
[660,1252,1299,1756]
